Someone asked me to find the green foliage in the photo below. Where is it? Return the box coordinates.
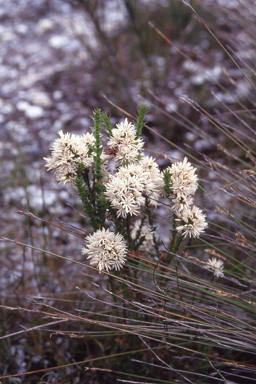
[163,168,172,195]
[74,175,98,230]
[91,109,108,226]
[91,108,103,185]
[101,111,113,136]
[135,104,148,139]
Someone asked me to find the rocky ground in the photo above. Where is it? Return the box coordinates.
[0,0,184,297]
[0,0,96,299]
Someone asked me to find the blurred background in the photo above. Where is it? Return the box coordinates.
[1,0,256,382]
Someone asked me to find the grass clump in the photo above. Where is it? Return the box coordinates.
[2,1,256,383]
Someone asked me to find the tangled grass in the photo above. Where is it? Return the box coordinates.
[1,1,256,383]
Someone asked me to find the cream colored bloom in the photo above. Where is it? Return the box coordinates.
[105,156,163,217]
[176,205,207,238]
[104,172,145,217]
[206,257,224,277]
[107,118,144,164]
[82,228,127,272]
[170,194,194,214]
[118,157,163,204]
[140,156,164,202]
[166,157,198,198]
[44,130,95,184]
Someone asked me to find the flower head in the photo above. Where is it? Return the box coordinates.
[44,130,95,184]
[170,194,194,214]
[104,171,145,218]
[206,257,224,277]
[166,157,198,198]
[105,157,163,217]
[107,118,144,164]
[176,205,207,238]
[82,228,127,272]
[117,157,163,204]
[140,156,164,202]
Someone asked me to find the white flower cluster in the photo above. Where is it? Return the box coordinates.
[104,157,163,217]
[165,158,207,238]
[45,115,208,273]
[206,257,224,277]
[44,130,96,185]
[176,205,207,238]
[82,228,127,272]
[166,157,198,208]
[108,118,144,164]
